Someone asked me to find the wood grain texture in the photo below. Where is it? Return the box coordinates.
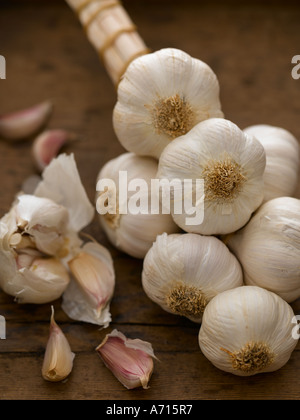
[1,0,300,400]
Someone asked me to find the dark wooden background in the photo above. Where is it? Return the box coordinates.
[1,0,300,400]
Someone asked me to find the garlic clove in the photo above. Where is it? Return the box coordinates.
[113,48,223,159]
[62,241,115,326]
[142,232,243,322]
[34,153,95,233]
[14,194,70,257]
[198,286,298,376]
[32,130,79,172]
[0,101,53,141]
[0,250,70,305]
[42,306,75,382]
[96,329,156,389]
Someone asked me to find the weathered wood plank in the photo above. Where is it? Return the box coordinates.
[1,0,300,400]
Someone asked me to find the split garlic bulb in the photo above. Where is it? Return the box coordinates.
[113,48,223,159]
[96,152,180,259]
[0,154,95,304]
[199,286,298,376]
[142,233,243,322]
[225,197,300,303]
[243,124,300,202]
[157,118,266,235]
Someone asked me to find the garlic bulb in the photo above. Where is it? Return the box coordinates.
[225,197,300,303]
[62,241,115,327]
[96,152,180,259]
[198,286,298,376]
[142,232,243,322]
[157,118,266,235]
[243,124,300,202]
[0,153,95,304]
[42,306,75,382]
[113,48,223,159]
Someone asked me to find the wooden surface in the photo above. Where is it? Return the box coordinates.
[1,0,300,400]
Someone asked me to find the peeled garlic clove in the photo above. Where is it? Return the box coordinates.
[32,130,78,172]
[243,124,300,202]
[113,48,223,159]
[157,118,266,235]
[198,286,298,376]
[42,306,75,382]
[62,241,115,326]
[35,153,95,233]
[96,329,156,389]
[96,152,180,259]
[0,101,53,141]
[225,196,300,303]
[142,232,243,323]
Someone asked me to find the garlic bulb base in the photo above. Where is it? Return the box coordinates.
[220,342,275,374]
[166,284,208,319]
[152,94,195,139]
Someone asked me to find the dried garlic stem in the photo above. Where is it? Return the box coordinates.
[65,0,150,86]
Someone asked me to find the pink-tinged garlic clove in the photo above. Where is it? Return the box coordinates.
[96,329,157,390]
[0,101,53,141]
[42,306,75,382]
[32,130,78,172]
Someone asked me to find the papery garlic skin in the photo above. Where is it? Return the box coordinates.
[113,48,223,159]
[225,197,300,303]
[96,152,180,259]
[157,118,266,235]
[62,241,115,327]
[96,329,156,389]
[243,124,300,202]
[42,306,75,382]
[198,286,298,376]
[142,233,243,323]
[35,153,94,233]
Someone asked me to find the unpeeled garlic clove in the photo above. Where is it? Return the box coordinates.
[14,194,70,257]
[42,306,75,382]
[62,241,115,327]
[32,130,78,172]
[0,101,53,141]
[96,329,156,389]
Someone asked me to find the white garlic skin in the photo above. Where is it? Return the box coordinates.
[113,48,223,159]
[226,197,300,303]
[243,124,300,202]
[142,232,243,322]
[198,286,298,376]
[157,118,266,235]
[96,153,180,259]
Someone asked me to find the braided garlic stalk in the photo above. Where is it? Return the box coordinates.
[65,0,150,86]
[65,0,223,158]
